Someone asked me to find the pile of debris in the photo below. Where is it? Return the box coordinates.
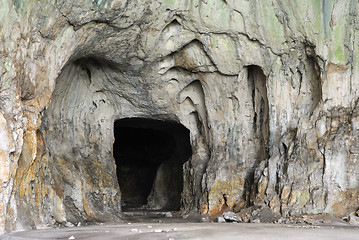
[210,206,359,226]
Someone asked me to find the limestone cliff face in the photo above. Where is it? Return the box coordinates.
[0,0,358,233]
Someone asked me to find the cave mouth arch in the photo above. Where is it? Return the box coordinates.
[113,118,192,211]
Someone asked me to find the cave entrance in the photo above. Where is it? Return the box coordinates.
[113,118,192,211]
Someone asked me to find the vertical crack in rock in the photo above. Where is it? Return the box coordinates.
[305,54,323,115]
[245,65,269,207]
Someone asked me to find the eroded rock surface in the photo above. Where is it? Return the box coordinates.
[0,0,358,234]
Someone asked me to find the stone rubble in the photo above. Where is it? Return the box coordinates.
[222,211,241,223]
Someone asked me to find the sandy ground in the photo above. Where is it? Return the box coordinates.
[2,211,359,240]
[2,221,359,240]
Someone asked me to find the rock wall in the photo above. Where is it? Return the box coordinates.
[0,0,358,234]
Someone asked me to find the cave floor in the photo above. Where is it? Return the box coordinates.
[2,212,359,240]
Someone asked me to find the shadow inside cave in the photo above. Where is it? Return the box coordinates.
[113,118,192,212]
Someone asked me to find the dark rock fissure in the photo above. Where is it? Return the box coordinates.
[245,65,269,206]
[113,118,192,211]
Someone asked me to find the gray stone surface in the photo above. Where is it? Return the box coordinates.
[2,222,359,240]
[0,0,358,234]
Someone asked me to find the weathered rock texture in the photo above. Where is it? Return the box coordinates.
[0,0,358,234]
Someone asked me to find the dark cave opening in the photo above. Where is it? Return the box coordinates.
[113,118,192,211]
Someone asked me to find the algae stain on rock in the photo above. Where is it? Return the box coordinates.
[321,0,332,38]
[12,0,22,13]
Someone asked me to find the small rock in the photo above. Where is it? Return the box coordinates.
[200,217,210,223]
[252,208,261,216]
[277,217,286,224]
[236,207,254,223]
[65,222,74,228]
[304,218,315,225]
[258,206,278,223]
[348,214,359,226]
[68,236,75,240]
[147,225,152,228]
[223,211,241,222]
[154,229,163,233]
[131,228,138,232]
[217,217,226,223]
[251,218,261,223]
[77,222,81,227]
[241,214,250,223]
[169,238,175,240]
